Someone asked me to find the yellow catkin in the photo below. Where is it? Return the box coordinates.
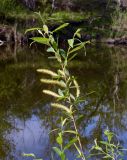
[37,69,58,77]
[40,79,66,88]
[73,79,80,97]
[43,90,60,98]
[51,103,71,113]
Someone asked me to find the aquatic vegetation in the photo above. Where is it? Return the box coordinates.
[90,130,125,160]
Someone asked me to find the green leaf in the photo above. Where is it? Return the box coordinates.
[56,136,63,145]
[64,138,78,150]
[74,28,81,37]
[22,153,36,158]
[59,49,66,59]
[70,94,75,100]
[53,147,62,157]
[48,56,56,59]
[61,118,67,127]
[94,146,103,151]
[68,39,74,48]
[74,144,82,156]
[64,130,78,135]
[25,28,42,34]
[64,68,69,76]
[43,25,48,34]
[104,130,114,142]
[52,23,69,33]
[77,33,81,38]
[61,152,66,160]
[58,89,64,96]
[103,155,111,158]
[69,42,85,54]
[31,37,49,46]
[100,141,110,146]
[68,53,78,62]
[52,41,58,50]
[47,47,55,53]
[55,50,62,62]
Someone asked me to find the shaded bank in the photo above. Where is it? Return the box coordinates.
[0,0,127,46]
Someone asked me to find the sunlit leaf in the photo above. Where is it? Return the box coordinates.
[62,118,67,127]
[31,37,49,46]
[55,50,62,62]
[58,89,64,96]
[52,23,69,33]
[69,42,85,54]
[56,136,63,145]
[43,25,48,34]
[22,153,35,158]
[25,28,43,34]
[74,28,81,36]
[47,47,55,53]
[68,39,74,48]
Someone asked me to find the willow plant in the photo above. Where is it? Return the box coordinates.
[90,130,125,160]
[26,23,89,160]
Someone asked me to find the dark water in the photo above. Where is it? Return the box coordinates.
[0,44,127,160]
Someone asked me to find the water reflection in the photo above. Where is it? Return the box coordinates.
[0,44,127,159]
[9,115,50,160]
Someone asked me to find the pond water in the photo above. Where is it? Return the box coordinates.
[0,44,127,160]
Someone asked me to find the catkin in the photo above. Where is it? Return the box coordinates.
[73,79,80,97]
[43,90,60,98]
[51,103,71,113]
[37,69,58,77]
[40,79,66,88]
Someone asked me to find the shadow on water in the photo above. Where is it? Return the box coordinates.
[0,44,127,159]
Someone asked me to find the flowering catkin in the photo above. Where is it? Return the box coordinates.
[43,90,61,98]
[73,79,80,97]
[37,69,58,77]
[40,79,66,88]
[51,103,71,113]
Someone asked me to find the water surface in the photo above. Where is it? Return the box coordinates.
[0,44,127,160]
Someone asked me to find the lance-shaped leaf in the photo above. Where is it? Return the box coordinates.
[22,153,35,158]
[69,42,85,54]
[31,37,50,46]
[25,28,43,34]
[52,23,69,33]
